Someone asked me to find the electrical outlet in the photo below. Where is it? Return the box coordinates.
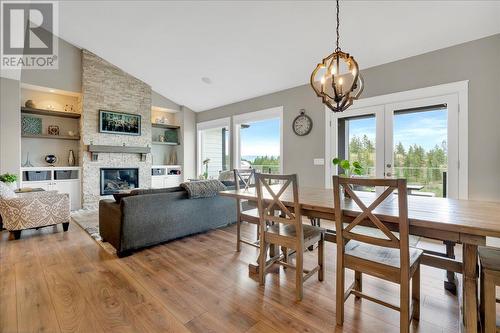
[313,158,324,165]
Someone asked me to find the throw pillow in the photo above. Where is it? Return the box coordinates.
[0,181,17,199]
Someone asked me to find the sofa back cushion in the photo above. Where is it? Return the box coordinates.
[113,187,185,203]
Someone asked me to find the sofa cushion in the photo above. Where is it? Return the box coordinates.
[0,181,16,199]
[113,187,185,203]
[180,180,226,199]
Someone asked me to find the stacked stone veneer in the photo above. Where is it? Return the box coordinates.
[81,50,152,209]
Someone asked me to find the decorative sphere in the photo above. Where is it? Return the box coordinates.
[45,154,57,165]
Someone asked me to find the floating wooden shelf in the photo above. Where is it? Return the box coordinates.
[22,134,80,140]
[87,144,151,161]
[152,141,179,146]
[151,123,180,130]
[21,107,81,119]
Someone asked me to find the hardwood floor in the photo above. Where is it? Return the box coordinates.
[0,219,464,333]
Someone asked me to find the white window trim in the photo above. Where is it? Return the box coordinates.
[324,80,469,199]
[232,106,284,174]
[196,117,231,177]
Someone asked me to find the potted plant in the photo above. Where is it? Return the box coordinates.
[0,173,18,191]
[202,158,211,180]
[332,158,363,198]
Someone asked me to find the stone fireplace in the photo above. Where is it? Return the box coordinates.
[100,168,139,195]
[81,50,152,209]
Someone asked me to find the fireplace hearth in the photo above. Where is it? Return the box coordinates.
[100,168,139,195]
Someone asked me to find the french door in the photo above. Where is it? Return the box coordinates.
[329,94,461,199]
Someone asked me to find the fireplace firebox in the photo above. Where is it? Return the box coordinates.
[100,168,139,195]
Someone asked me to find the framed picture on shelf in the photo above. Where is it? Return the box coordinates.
[99,110,141,136]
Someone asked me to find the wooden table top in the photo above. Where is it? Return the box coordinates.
[220,186,500,238]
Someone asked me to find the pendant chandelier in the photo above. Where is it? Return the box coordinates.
[310,0,363,112]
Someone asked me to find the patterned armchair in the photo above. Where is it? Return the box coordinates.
[0,191,70,239]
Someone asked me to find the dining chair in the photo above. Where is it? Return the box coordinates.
[332,176,422,333]
[234,168,260,251]
[256,173,325,301]
[478,246,500,333]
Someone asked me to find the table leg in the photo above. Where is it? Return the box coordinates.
[444,241,458,294]
[462,243,478,333]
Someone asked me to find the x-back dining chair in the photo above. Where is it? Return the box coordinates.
[234,168,260,251]
[332,176,422,333]
[256,173,325,301]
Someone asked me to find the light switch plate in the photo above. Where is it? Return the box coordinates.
[313,158,325,165]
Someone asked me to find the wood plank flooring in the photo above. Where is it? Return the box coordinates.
[0,219,466,333]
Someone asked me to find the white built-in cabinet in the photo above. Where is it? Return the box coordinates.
[20,167,81,211]
[151,165,182,189]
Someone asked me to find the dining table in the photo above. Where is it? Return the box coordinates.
[219,186,500,333]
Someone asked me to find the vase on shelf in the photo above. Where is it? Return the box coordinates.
[68,150,75,166]
[22,152,34,167]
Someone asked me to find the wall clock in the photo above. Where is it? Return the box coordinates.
[292,109,313,136]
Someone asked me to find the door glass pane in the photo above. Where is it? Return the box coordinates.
[240,118,280,174]
[337,115,376,192]
[200,126,230,179]
[393,107,447,197]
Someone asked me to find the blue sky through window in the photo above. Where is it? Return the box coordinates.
[348,109,447,151]
[241,118,280,161]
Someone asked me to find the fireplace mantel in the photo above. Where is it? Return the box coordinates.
[87,144,151,161]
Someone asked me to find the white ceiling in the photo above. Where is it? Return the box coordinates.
[58,1,500,111]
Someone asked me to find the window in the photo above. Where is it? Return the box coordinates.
[233,107,283,174]
[326,81,468,199]
[197,118,230,179]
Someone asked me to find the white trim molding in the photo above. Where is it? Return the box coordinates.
[196,117,231,177]
[325,80,469,199]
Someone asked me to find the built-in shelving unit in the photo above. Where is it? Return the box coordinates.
[21,134,80,140]
[151,107,181,165]
[21,107,81,119]
[20,166,82,210]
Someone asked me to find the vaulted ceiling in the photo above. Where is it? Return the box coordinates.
[58,1,500,111]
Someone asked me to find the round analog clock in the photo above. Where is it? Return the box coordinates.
[292,110,313,136]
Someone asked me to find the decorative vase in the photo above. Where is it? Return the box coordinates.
[22,152,34,167]
[25,100,36,108]
[168,150,178,165]
[45,154,57,166]
[68,150,75,166]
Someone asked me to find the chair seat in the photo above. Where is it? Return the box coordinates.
[241,208,259,224]
[266,223,325,249]
[346,240,423,269]
[479,246,500,272]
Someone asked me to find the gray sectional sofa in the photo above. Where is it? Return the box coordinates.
[99,186,237,257]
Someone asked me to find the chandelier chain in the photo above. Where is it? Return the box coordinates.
[335,0,340,52]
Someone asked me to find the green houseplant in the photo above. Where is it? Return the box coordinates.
[0,173,18,190]
[332,158,363,198]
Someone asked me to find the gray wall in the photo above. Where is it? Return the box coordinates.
[0,77,21,177]
[20,38,82,93]
[152,91,180,111]
[197,33,500,201]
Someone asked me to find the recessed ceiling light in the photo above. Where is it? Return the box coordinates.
[201,77,212,84]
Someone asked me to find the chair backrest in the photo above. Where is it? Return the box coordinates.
[233,168,256,191]
[255,173,302,244]
[332,176,409,268]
